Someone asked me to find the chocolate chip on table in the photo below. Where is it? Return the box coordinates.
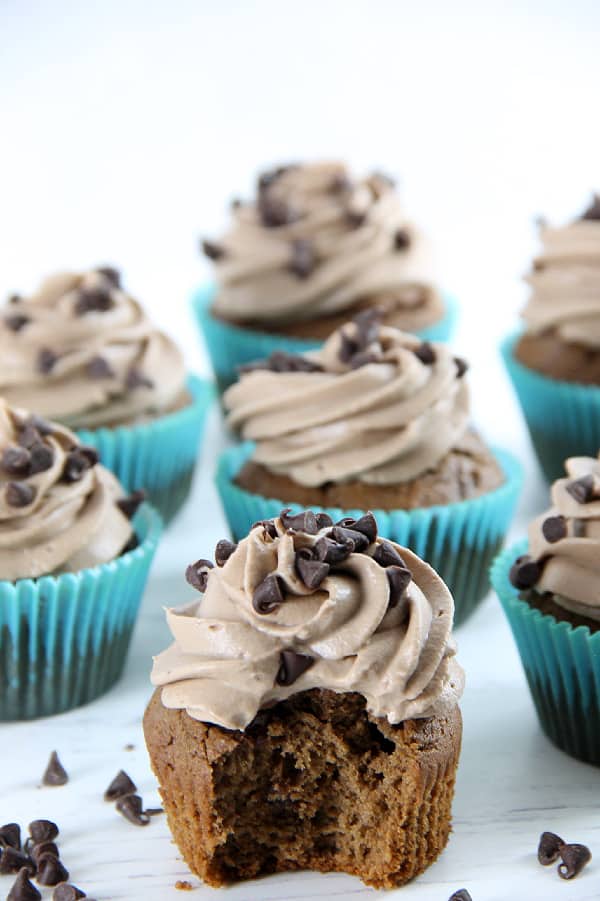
[537,831,565,865]
[37,853,69,886]
[509,554,542,590]
[448,891,473,901]
[276,649,315,686]
[7,868,41,901]
[387,565,412,607]
[0,823,21,850]
[215,539,237,567]
[413,342,436,365]
[393,228,411,250]
[329,525,370,553]
[95,265,121,288]
[201,239,225,261]
[5,481,36,508]
[281,508,320,534]
[2,446,31,476]
[454,357,469,378]
[566,473,596,504]
[295,548,330,589]
[42,751,69,787]
[74,287,114,316]
[557,842,592,879]
[86,355,114,379]
[373,540,405,568]
[542,515,567,544]
[185,559,214,593]
[29,442,55,475]
[116,490,146,520]
[288,239,316,279]
[0,847,35,875]
[313,535,353,564]
[116,794,150,826]
[126,368,154,390]
[53,885,87,900]
[28,820,59,843]
[29,841,60,864]
[4,314,30,332]
[37,348,58,374]
[580,193,600,221]
[104,769,138,802]
[253,573,285,614]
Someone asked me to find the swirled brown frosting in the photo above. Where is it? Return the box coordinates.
[203,162,444,329]
[224,315,470,486]
[0,267,186,428]
[522,196,600,348]
[151,510,464,731]
[510,454,600,622]
[0,399,137,581]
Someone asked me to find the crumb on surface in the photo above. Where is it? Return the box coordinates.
[175,880,194,890]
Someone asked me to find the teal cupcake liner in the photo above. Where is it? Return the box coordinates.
[0,503,162,721]
[491,540,600,766]
[193,283,459,393]
[501,333,600,482]
[215,442,522,626]
[77,374,214,524]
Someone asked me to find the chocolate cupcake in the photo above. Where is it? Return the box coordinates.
[502,195,600,479]
[216,315,522,623]
[491,453,600,766]
[194,162,457,390]
[0,399,161,719]
[0,267,213,521]
[144,510,464,889]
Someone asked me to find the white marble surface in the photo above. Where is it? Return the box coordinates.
[2,1,600,898]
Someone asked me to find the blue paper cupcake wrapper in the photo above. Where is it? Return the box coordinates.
[491,540,600,766]
[193,282,459,392]
[77,374,214,524]
[0,503,162,721]
[215,442,522,625]
[501,333,600,482]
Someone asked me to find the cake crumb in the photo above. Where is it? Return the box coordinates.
[175,880,194,890]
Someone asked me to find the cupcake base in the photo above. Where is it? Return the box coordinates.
[144,688,462,889]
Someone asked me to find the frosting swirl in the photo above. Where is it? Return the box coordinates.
[151,510,463,731]
[522,197,600,348]
[224,317,469,485]
[0,267,186,428]
[0,399,134,581]
[204,162,443,328]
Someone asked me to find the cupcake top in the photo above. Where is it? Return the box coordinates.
[0,267,186,428]
[510,453,600,622]
[0,399,137,581]
[224,315,470,486]
[151,509,464,731]
[522,195,600,348]
[203,161,443,329]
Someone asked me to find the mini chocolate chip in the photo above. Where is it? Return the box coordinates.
[448,892,472,901]
[253,573,284,614]
[454,357,469,378]
[201,239,225,261]
[116,794,150,826]
[126,368,154,390]
[288,239,316,279]
[37,853,69,886]
[215,539,237,566]
[28,415,53,436]
[29,841,60,864]
[6,481,36,507]
[558,842,592,879]
[257,165,292,192]
[104,769,137,801]
[79,446,99,466]
[96,265,121,287]
[394,228,411,250]
[259,196,298,228]
[42,750,68,786]
[240,351,323,374]
[74,287,113,316]
[387,565,412,607]
[315,513,333,529]
[566,474,595,504]
[329,526,370,553]
[276,649,315,686]
[0,824,21,850]
[580,193,600,221]
[353,308,381,347]
[7,868,41,901]
[251,519,278,539]
[537,831,564,865]
[373,540,406,568]
[0,847,35,875]
[4,314,30,332]
[313,535,353,564]
[542,515,567,544]
[338,331,359,364]
[29,820,59,843]
[349,350,378,369]
[52,885,87,901]
[2,446,31,475]
[86,356,114,379]
[18,423,42,449]
[414,342,435,365]
[280,508,319,534]
[116,490,145,520]
[29,442,55,476]
[509,554,542,590]
[185,559,214,593]
[347,209,366,228]
[37,348,58,374]
[295,548,330,589]
[62,450,93,483]
[349,512,377,543]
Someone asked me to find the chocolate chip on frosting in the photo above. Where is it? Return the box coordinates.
[414,342,436,365]
[74,286,114,316]
[275,649,315,686]
[4,314,30,332]
[185,559,214,593]
[37,348,58,374]
[454,357,469,378]
[201,239,226,261]
[387,565,412,607]
[579,193,600,221]
[566,473,597,504]
[116,490,145,519]
[339,512,377,543]
[240,351,324,375]
[29,442,55,475]
[313,535,353,564]
[2,446,31,476]
[5,482,36,508]
[373,540,406,568]
[509,554,542,590]
[252,573,284,614]
[542,515,567,543]
[394,228,411,250]
[288,239,317,279]
[251,519,278,539]
[259,196,298,228]
[295,548,330,589]
[329,525,370,553]
[281,508,320,534]
[126,368,154,390]
[96,265,121,287]
[215,538,237,566]
[86,356,114,379]
[61,448,96,483]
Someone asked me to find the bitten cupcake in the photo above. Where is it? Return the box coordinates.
[491,453,600,766]
[0,266,213,521]
[0,399,161,720]
[144,510,464,889]
[216,315,522,623]
[194,161,457,390]
[502,195,600,480]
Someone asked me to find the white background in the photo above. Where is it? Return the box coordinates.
[1,2,600,899]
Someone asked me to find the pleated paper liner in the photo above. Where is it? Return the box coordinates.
[491,540,600,767]
[0,503,162,721]
[77,374,214,524]
[193,283,459,393]
[215,442,522,626]
[501,333,600,482]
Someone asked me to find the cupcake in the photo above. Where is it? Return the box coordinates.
[195,162,457,390]
[0,399,162,720]
[216,315,522,623]
[491,453,600,766]
[0,266,213,521]
[144,510,464,889]
[502,195,600,480]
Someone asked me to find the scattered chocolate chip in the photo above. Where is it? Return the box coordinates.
[253,573,284,614]
[29,841,59,865]
[454,357,469,378]
[329,526,370,553]
[116,490,145,520]
[4,314,30,332]
[53,885,87,901]
[28,821,59,843]
[313,535,353,564]
[104,769,138,802]
[185,559,214,593]
[295,548,330,589]
[29,442,54,476]
[2,447,31,476]
[251,519,278,539]
[394,228,411,250]
[373,541,405,568]
[116,794,150,826]
[240,351,323,375]
[0,847,35,875]
[280,508,320,534]
[126,368,154,390]
[95,265,121,288]
[201,239,225,261]
[61,449,94,483]
[37,348,58,374]
[215,539,237,566]
[558,842,592,879]
[448,892,472,901]
[414,342,436,365]
[387,565,412,607]
[288,239,316,279]
[42,751,68,786]
[542,515,567,544]
[257,165,291,192]
[5,481,36,508]
[74,287,113,316]
[37,853,69,886]
[7,868,41,901]
[276,649,315,686]
[580,193,600,221]
[566,474,595,504]
[86,355,114,379]
[509,554,542,590]
[0,824,21,850]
